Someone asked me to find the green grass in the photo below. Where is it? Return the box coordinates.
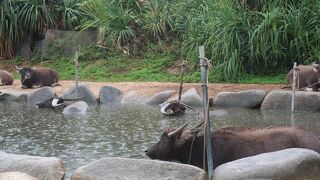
[40,53,180,82]
[238,73,287,84]
[37,54,286,84]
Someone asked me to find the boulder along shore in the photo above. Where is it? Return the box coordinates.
[0,80,285,99]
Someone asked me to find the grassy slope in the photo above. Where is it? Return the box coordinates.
[2,46,287,84]
[38,56,286,84]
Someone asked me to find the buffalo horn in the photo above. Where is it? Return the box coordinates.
[15,65,22,71]
[168,121,189,137]
[191,120,205,130]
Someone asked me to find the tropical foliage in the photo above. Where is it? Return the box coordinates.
[0,0,22,59]
[0,0,83,59]
[1,0,320,81]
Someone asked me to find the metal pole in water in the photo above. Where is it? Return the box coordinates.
[291,62,297,112]
[199,46,214,179]
[74,50,80,98]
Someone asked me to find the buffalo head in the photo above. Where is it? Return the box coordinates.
[16,66,35,80]
[145,121,204,164]
[16,66,35,88]
[145,122,190,161]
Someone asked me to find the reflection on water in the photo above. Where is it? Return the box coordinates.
[0,102,319,179]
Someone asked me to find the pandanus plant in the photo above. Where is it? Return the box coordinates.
[0,0,22,59]
[79,0,137,52]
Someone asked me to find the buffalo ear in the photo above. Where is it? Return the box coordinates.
[313,63,320,72]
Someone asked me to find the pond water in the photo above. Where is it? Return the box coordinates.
[0,102,319,179]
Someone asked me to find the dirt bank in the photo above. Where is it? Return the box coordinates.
[0,80,285,98]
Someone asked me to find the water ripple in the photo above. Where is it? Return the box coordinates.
[0,102,319,179]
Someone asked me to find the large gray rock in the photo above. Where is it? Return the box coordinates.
[213,89,267,108]
[0,172,38,180]
[0,90,28,102]
[27,87,54,106]
[71,157,206,180]
[261,90,320,111]
[62,101,89,116]
[121,90,150,104]
[0,151,65,180]
[213,148,320,180]
[63,85,97,106]
[180,88,203,107]
[99,86,124,104]
[146,90,175,105]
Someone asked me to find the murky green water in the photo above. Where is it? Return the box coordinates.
[0,102,319,179]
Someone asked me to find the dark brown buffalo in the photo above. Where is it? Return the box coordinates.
[287,64,320,91]
[145,122,320,170]
[16,66,59,88]
[0,70,13,85]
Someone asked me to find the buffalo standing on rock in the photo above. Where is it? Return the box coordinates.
[145,122,320,170]
[16,66,59,89]
[0,70,13,85]
[287,63,320,91]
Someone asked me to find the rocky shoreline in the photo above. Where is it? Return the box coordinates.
[2,81,320,112]
[1,148,319,180]
[0,80,284,99]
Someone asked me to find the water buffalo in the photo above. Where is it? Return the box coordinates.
[36,95,83,109]
[16,66,59,88]
[287,64,320,91]
[36,96,65,109]
[0,70,13,85]
[145,122,320,170]
[160,101,187,115]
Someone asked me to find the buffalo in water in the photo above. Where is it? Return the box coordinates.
[36,95,83,109]
[16,66,59,89]
[0,70,13,85]
[36,96,65,109]
[287,63,320,91]
[145,122,320,170]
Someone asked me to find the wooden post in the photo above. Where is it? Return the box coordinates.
[199,46,214,179]
[178,61,186,103]
[74,50,80,98]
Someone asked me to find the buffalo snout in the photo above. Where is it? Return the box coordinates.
[145,146,157,159]
[24,72,32,80]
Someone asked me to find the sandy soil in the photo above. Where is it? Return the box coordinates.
[0,80,286,98]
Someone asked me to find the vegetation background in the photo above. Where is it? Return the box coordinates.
[1,0,320,83]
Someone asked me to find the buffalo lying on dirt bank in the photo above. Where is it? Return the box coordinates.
[0,70,13,85]
[287,63,320,91]
[145,122,320,170]
[16,66,59,88]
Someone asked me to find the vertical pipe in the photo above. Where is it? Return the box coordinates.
[74,51,80,98]
[199,46,214,179]
[291,62,297,112]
